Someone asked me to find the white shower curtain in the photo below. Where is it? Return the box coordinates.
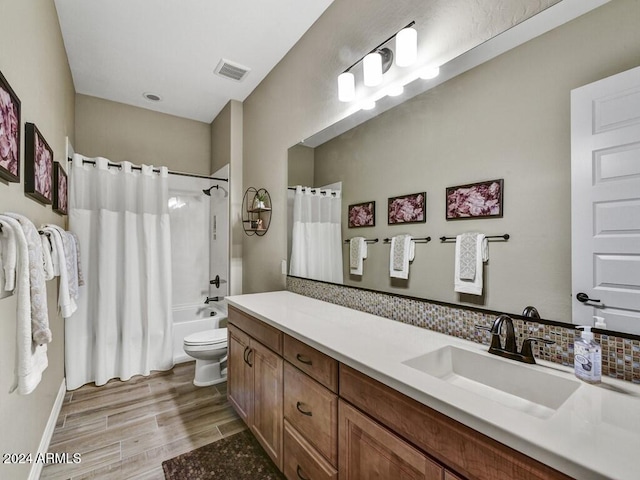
[289,186,343,284]
[67,155,173,390]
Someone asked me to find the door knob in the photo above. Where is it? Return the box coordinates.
[576,292,602,305]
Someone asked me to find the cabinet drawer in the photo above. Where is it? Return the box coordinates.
[284,420,337,480]
[228,305,282,355]
[284,334,338,392]
[284,362,338,466]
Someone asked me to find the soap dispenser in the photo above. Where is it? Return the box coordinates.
[574,325,601,384]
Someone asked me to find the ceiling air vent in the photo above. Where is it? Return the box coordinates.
[214,59,251,82]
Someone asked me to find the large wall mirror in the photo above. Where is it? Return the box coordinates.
[287,0,640,335]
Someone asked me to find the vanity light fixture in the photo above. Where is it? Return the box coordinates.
[337,72,355,102]
[395,26,417,67]
[338,21,416,102]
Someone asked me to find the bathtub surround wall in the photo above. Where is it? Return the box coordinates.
[0,1,75,478]
[288,276,640,384]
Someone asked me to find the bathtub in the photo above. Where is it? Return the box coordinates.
[172,302,228,363]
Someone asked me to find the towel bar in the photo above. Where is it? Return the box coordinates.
[439,234,510,242]
[383,236,430,243]
[344,238,378,244]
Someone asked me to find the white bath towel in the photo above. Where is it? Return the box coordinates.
[349,237,367,276]
[40,233,54,281]
[390,235,415,280]
[42,226,77,318]
[6,213,51,344]
[0,221,17,296]
[0,216,49,395]
[454,233,488,296]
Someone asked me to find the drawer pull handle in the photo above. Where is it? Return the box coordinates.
[243,346,249,364]
[296,401,313,416]
[246,348,253,367]
[296,465,310,480]
[296,353,313,366]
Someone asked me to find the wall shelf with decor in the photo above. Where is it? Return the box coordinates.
[242,187,271,236]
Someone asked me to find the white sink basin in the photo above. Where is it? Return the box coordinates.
[402,346,580,419]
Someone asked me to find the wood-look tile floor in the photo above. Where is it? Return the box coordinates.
[41,362,245,480]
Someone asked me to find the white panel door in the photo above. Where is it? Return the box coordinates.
[571,66,640,334]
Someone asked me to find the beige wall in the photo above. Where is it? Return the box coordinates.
[75,94,211,174]
[211,100,243,295]
[0,0,75,478]
[243,0,640,319]
[288,145,314,187]
[211,102,231,174]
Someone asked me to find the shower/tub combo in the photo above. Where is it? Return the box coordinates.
[168,165,230,385]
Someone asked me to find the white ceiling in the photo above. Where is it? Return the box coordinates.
[54,0,334,123]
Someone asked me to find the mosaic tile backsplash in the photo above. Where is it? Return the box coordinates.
[287,276,640,384]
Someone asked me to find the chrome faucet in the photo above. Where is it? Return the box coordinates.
[476,314,554,364]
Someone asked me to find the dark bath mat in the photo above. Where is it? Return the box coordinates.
[162,429,286,480]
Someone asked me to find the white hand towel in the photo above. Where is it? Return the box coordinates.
[42,226,77,318]
[6,213,51,344]
[64,231,79,300]
[0,216,48,395]
[458,232,479,280]
[390,235,415,279]
[0,221,17,295]
[349,237,367,276]
[70,232,84,286]
[454,233,488,296]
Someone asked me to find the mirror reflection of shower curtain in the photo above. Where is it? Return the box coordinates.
[67,155,173,390]
[289,186,343,284]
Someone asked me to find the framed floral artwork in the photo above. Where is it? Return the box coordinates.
[348,201,375,228]
[0,70,21,183]
[446,178,503,220]
[53,162,68,215]
[24,122,53,205]
[388,192,426,225]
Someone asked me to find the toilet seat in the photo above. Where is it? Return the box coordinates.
[184,328,228,347]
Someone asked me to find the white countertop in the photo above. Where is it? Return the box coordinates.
[226,291,640,480]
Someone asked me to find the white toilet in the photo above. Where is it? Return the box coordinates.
[183,328,228,386]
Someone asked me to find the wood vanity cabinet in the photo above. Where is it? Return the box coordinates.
[227,307,283,470]
[340,364,573,480]
[228,306,574,480]
[283,334,339,480]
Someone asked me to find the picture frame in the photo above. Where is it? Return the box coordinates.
[446,178,504,220]
[24,122,53,205]
[53,161,68,215]
[348,201,375,228]
[388,192,426,225]
[0,70,21,183]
